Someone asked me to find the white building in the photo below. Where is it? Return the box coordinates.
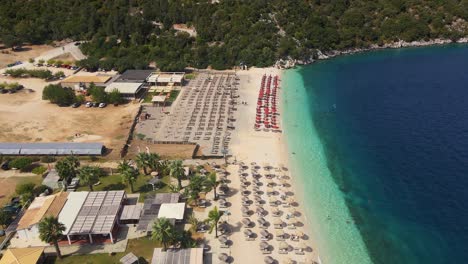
[105,82,144,99]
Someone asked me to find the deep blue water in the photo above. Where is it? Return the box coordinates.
[300,44,468,264]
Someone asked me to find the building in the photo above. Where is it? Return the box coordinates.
[60,75,113,89]
[137,193,180,233]
[157,203,185,223]
[0,247,45,264]
[59,191,125,244]
[151,248,203,264]
[104,82,145,100]
[116,70,154,83]
[0,142,105,156]
[16,192,68,240]
[147,72,185,86]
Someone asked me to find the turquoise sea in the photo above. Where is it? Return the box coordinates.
[282,44,468,264]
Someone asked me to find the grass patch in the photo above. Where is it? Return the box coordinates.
[167,90,180,103]
[76,173,172,200]
[184,73,197,80]
[45,237,160,264]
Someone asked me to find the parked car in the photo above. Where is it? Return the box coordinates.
[71,103,81,108]
[1,160,10,170]
[98,103,107,108]
[92,102,99,107]
[85,102,92,108]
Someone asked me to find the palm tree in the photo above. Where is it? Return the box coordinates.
[207,206,222,238]
[170,160,185,189]
[38,216,66,259]
[135,152,150,175]
[55,156,79,182]
[118,160,138,193]
[204,172,219,200]
[187,213,200,233]
[147,153,161,173]
[151,217,176,251]
[78,166,100,191]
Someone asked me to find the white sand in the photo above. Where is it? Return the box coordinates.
[222,67,320,263]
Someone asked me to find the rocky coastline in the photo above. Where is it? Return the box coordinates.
[275,37,468,69]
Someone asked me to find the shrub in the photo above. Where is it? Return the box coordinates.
[41,156,56,163]
[33,185,51,196]
[10,157,33,171]
[32,166,47,175]
[42,84,76,106]
[16,182,36,195]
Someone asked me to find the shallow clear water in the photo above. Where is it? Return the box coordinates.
[282,44,468,264]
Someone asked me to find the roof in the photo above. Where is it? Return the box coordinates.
[117,70,154,82]
[0,247,45,264]
[58,192,89,234]
[69,191,125,235]
[61,75,111,84]
[151,95,166,103]
[147,72,184,83]
[105,82,143,94]
[120,252,139,264]
[157,203,185,220]
[0,142,104,156]
[151,248,203,264]
[120,204,143,221]
[137,193,180,231]
[44,192,68,218]
[17,195,55,230]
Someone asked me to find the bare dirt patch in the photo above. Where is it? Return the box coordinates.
[50,52,76,63]
[127,140,196,159]
[0,75,140,160]
[0,175,43,207]
[0,44,54,68]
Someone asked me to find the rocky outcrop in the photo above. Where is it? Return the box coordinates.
[276,38,468,69]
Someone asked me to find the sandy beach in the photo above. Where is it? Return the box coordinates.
[224,67,320,263]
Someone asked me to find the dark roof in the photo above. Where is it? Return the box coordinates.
[137,193,180,231]
[117,70,154,82]
[151,248,203,264]
[0,142,104,155]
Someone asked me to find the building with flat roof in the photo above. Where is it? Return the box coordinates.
[157,203,185,222]
[137,193,180,232]
[117,70,154,83]
[147,72,185,86]
[151,248,203,264]
[60,75,112,88]
[0,142,104,156]
[105,82,144,99]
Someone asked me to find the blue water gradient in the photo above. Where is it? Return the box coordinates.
[284,44,468,264]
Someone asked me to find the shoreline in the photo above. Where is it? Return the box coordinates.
[275,37,468,69]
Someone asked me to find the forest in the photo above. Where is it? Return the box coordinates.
[1,0,467,71]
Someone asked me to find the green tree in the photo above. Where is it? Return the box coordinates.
[88,83,107,103]
[38,216,66,259]
[118,160,138,193]
[10,157,33,172]
[0,211,13,228]
[170,160,184,189]
[151,217,176,251]
[16,182,36,195]
[55,156,80,182]
[207,206,222,238]
[135,152,151,175]
[108,88,124,105]
[187,213,200,233]
[204,172,219,200]
[42,84,76,106]
[78,166,101,191]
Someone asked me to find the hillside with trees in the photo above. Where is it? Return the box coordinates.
[1,0,467,71]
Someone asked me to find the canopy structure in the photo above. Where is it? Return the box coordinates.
[120,204,143,221]
[0,142,104,156]
[120,252,139,264]
[137,193,180,232]
[0,247,44,264]
[157,203,185,220]
[151,248,203,264]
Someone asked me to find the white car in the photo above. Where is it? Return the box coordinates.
[85,102,92,108]
[99,103,107,108]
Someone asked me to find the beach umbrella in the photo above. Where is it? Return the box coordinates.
[273,218,283,226]
[242,197,250,202]
[242,190,250,196]
[241,206,249,213]
[300,242,308,250]
[218,253,229,262]
[218,236,228,244]
[295,230,304,238]
[279,241,289,250]
[244,229,253,236]
[260,230,269,237]
[264,256,275,264]
[242,218,251,225]
[275,229,285,237]
[288,208,297,216]
[272,208,280,215]
[257,217,267,224]
[260,242,269,250]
